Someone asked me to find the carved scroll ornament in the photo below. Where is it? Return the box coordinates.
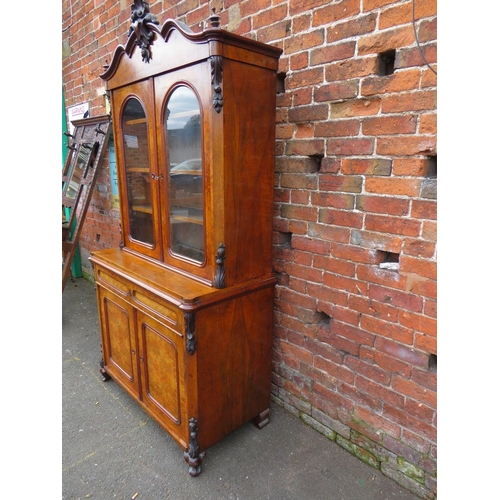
[128,0,159,63]
[210,56,223,113]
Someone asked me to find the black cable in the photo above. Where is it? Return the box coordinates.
[412,0,437,75]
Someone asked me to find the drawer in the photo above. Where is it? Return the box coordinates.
[131,287,180,330]
[96,267,131,297]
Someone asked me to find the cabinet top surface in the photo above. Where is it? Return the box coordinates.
[90,248,276,309]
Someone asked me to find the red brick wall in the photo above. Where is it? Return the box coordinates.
[62,1,437,497]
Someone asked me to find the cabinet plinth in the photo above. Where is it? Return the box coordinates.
[91,12,281,475]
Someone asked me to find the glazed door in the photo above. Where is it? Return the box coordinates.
[154,61,217,283]
[112,80,163,260]
[136,311,188,445]
[97,286,141,399]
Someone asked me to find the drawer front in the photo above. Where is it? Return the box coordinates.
[132,288,180,331]
[95,265,181,332]
[96,267,131,297]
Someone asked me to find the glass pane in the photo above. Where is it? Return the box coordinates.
[65,143,93,199]
[122,98,154,245]
[166,86,204,262]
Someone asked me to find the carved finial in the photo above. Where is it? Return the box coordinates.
[128,1,160,63]
[208,8,221,28]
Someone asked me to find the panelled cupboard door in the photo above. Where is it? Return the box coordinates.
[97,286,141,399]
[154,61,217,283]
[136,311,189,447]
[112,79,163,261]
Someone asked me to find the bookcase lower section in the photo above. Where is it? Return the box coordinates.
[91,250,276,476]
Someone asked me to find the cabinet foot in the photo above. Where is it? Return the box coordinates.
[183,417,204,476]
[99,359,111,382]
[253,408,270,429]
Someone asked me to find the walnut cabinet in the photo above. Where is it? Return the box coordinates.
[89,6,282,476]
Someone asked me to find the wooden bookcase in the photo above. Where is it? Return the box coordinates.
[89,4,282,476]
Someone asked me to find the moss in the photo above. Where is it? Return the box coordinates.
[336,435,380,469]
[397,457,425,483]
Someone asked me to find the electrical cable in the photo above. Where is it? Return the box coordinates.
[412,0,437,75]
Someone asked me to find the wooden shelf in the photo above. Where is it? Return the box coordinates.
[171,214,203,225]
[132,204,153,214]
[127,167,150,173]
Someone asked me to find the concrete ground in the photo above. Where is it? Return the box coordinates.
[62,277,421,500]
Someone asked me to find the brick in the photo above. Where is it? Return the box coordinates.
[399,256,436,281]
[330,98,381,119]
[381,90,437,113]
[284,139,325,157]
[361,348,412,378]
[327,138,375,156]
[287,67,324,89]
[308,282,349,307]
[414,333,436,355]
[357,264,408,291]
[311,191,354,209]
[280,172,318,189]
[253,4,287,29]
[399,311,436,337]
[314,80,359,102]
[312,0,360,26]
[289,0,332,16]
[355,195,409,216]
[362,115,417,136]
[365,177,422,197]
[396,44,437,70]
[369,284,423,313]
[315,119,360,138]
[257,19,292,43]
[377,135,436,156]
[292,235,331,255]
[420,113,437,134]
[338,381,383,412]
[280,340,314,364]
[347,357,391,386]
[318,208,364,228]
[348,295,399,323]
[310,41,356,66]
[330,242,378,264]
[361,69,421,96]
[318,157,342,174]
[420,178,437,200]
[292,87,313,106]
[324,272,370,295]
[351,230,403,254]
[361,315,413,345]
[313,254,356,277]
[284,28,324,54]
[351,405,402,441]
[403,239,435,259]
[281,204,317,222]
[327,13,377,43]
[358,26,415,56]
[342,158,392,176]
[392,158,430,177]
[275,156,319,173]
[375,337,428,368]
[365,214,421,236]
[325,57,380,81]
[363,0,400,11]
[289,104,329,122]
[412,200,437,220]
[307,222,351,242]
[406,276,436,300]
[393,376,436,409]
[319,174,363,193]
[317,302,360,326]
[330,320,376,348]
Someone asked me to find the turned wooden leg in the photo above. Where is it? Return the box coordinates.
[99,359,111,382]
[253,408,270,429]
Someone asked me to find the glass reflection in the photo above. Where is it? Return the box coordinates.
[166,86,204,262]
[122,98,154,245]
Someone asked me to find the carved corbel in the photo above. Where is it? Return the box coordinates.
[184,312,196,355]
